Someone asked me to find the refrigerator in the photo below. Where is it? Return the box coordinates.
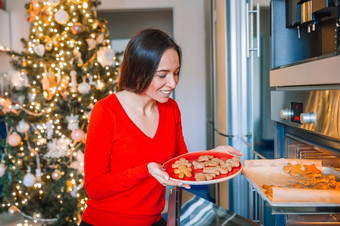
[210,0,260,220]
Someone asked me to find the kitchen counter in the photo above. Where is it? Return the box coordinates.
[167,187,259,226]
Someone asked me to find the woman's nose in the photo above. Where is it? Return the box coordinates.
[166,75,177,88]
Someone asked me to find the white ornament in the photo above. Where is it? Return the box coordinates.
[16,120,30,133]
[71,129,85,142]
[0,164,6,177]
[70,150,84,173]
[96,33,105,44]
[86,38,97,51]
[88,75,96,85]
[66,115,79,131]
[70,70,77,91]
[6,71,29,89]
[70,184,77,197]
[35,168,43,181]
[55,9,69,25]
[86,33,105,51]
[17,95,25,105]
[49,0,60,6]
[33,44,45,57]
[78,79,91,94]
[97,47,115,67]
[45,138,71,158]
[7,132,21,146]
[51,169,61,180]
[46,121,53,139]
[73,48,84,65]
[23,168,36,187]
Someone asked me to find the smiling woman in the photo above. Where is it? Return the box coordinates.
[82,29,188,226]
[81,28,242,226]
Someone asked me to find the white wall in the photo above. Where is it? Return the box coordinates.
[98,0,208,152]
[3,0,209,152]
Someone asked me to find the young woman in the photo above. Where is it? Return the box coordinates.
[81,28,242,225]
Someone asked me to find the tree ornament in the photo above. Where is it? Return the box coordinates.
[33,44,45,57]
[16,119,30,133]
[78,78,91,94]
[26,1,40,23]
[17,95,25,105]
[48,0,60,6]
[8,206,18,216]
[70,184,77,197]
[6,132,21,147]
[88,75,96,85]
[35,168,43,181]
[71,128,85,142]
[66,180,73,192]
[66,114,79,131]
[51,169,61,180]
[46,121,53,139]
[86,38,96,50]
[70,150,84,173]
[55,9,69,25]
[70,70,77,91]
[0,163,7,177]
[45,138,71,158]
[73,48,84,66]
[23,167,36,187]
[45,41,53,51]
[58,75,70,99]
[96,33,105,44]
[5,70,29,89]
[97,47,115,67]
[0,98,12,113]
[41,75,50,91]
[71,23,84,35]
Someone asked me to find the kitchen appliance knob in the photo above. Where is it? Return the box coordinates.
[300,113,317,124]
[280,109,293,120]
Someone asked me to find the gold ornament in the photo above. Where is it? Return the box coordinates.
[66,180,73,192]
[71,23,84,35]
[8,206,18,216]
[51,169,61,180]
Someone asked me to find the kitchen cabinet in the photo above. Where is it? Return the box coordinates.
[271,0,339,69]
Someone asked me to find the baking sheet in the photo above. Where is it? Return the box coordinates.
[242,159,340,207]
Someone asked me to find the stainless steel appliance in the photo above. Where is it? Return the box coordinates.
[269,56,340,225]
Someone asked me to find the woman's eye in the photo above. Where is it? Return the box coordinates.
[158,74,166,78]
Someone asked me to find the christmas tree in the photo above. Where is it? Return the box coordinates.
[0,0,119,224]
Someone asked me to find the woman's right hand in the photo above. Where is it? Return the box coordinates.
[147,162,191,189]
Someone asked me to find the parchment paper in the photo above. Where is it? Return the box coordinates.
[242,159,340,206]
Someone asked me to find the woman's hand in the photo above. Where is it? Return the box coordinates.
[211,145,243,156]
[147,162,191,189]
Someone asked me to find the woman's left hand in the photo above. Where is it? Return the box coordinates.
[211,145,243,156]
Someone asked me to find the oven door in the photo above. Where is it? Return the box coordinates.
[270,88,340,225]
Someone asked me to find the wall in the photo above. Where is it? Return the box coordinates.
[98,0,208,152]
[2,0,209,152]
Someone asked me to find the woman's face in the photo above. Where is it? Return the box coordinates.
[144,48,180,103]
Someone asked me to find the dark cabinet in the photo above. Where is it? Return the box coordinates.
[271,0,340,69]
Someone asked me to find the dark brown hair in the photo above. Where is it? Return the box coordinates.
[119,28,182,93]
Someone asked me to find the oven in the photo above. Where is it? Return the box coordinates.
[270,87,340,225]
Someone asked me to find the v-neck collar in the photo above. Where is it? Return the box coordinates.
[112,94,161,140]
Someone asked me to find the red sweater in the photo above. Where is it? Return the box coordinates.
[82,94,188,225]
